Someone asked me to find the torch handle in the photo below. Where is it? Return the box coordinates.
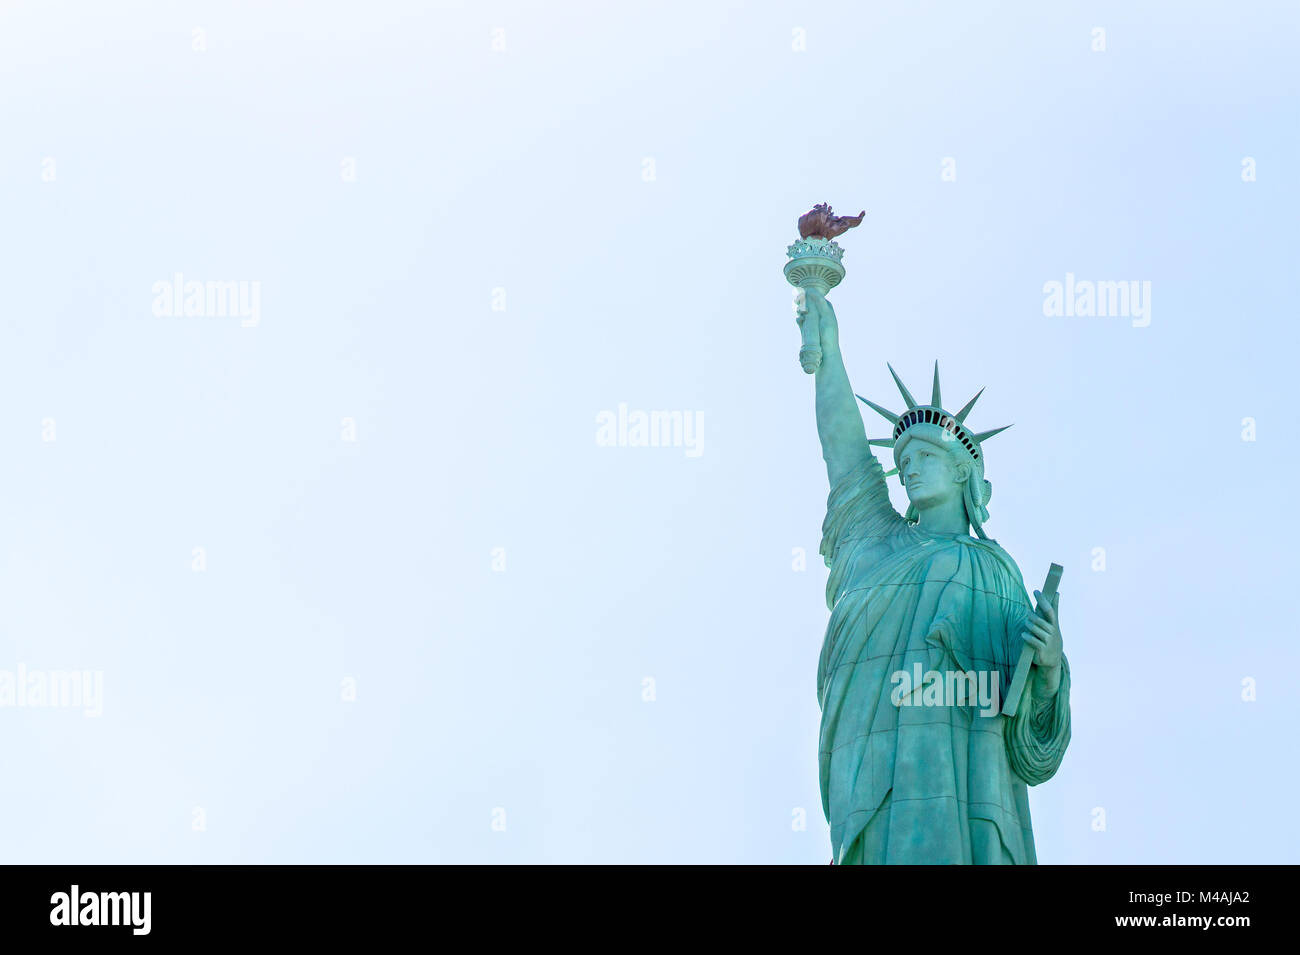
[798,302,822,374]
[795,279,832,374]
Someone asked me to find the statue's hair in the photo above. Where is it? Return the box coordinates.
[963,473,993,540]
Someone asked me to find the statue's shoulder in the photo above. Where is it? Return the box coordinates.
[959,536,1030,596]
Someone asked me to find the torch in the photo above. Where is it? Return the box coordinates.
[784,203,865,374]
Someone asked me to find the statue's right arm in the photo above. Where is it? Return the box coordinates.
[805,290,872,487]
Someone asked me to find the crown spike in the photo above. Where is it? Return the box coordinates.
[867,437,896,448]
[855,394,899,425]
[954,388,984,424]
[882,467,899,478]
[972,424,1012,444]
[886,363,918,409]
[931,361,943,408]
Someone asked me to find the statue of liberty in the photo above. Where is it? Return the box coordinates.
[797,279,1073,865]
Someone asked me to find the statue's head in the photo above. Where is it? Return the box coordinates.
[856,362,1010,539]
[897,435,971,508]
[894,428,992,534]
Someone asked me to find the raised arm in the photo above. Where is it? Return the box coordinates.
[802,289,872,486]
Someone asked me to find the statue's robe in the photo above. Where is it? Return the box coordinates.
[817,456,1071,865]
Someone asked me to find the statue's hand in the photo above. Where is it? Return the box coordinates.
[802,289,840,352]
[1022,591,1063,670]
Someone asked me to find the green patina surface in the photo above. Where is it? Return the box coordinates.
[788,241,1072,865]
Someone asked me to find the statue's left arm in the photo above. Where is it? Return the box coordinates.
[1004,593,1071,785]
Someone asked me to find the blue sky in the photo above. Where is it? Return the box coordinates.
[1,0,1296,862]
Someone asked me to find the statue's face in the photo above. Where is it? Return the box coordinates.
[899,437,968,510]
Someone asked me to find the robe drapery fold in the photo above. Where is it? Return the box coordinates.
[816,455,1071,864]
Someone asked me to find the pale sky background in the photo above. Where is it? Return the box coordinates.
[1,0,1296,863]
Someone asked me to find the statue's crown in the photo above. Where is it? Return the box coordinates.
[855,362,1012,479]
